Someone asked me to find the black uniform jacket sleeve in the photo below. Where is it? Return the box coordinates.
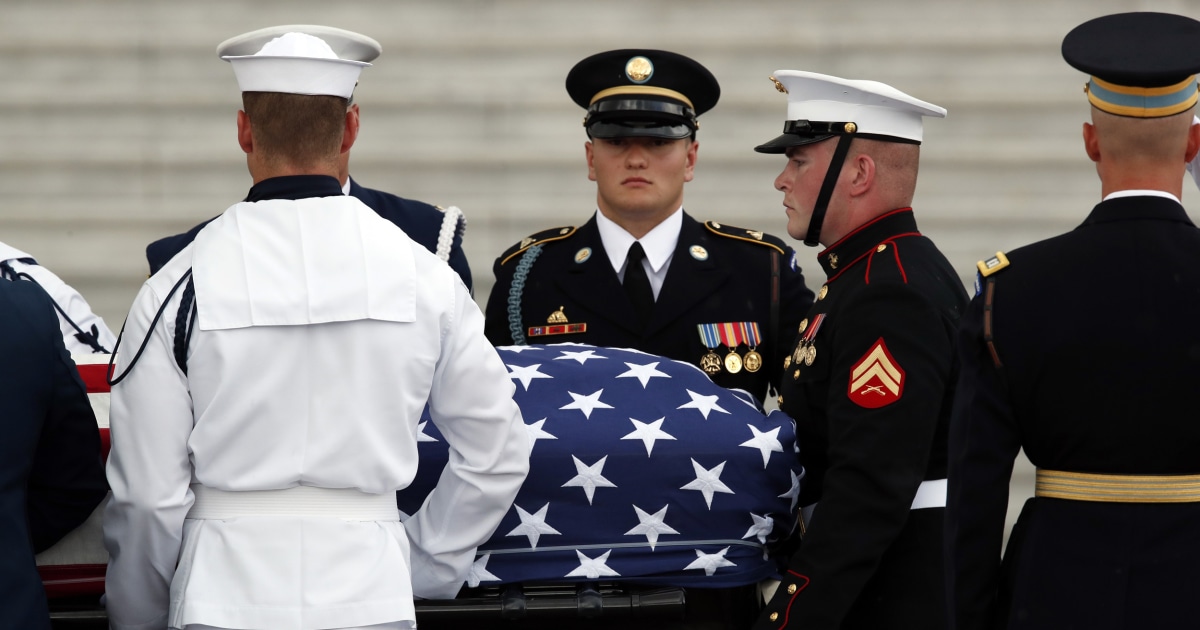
[1,281,108,553]
[945,289,1022,630]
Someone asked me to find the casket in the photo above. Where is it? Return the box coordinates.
[43,345,804,626]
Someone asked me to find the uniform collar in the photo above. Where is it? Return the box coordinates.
[1083,195,1195,228]
[245,175,345,202]
[817,208,919,279]
[1102,189,1180,204]
[595,206,683,274]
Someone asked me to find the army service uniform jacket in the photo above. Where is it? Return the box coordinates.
[145,176,473,292]
[0,280,107,629]
[484,212,814,402]
[947,196,1200,630]
[759,209,966,630]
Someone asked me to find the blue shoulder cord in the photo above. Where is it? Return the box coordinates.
[506,245,543,345]
[107,269,193,386]
[0,259,108,353]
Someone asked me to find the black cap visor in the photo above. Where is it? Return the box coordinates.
[586,97,696,139]
[754,132,835,154]
[589,120,694,139]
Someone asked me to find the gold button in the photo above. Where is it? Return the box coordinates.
[712,221,722,228]
[793,369,800,379]
[770,612,779,621]
[876,244,887,252]
[818,285,828,300]
[777,395,784,406]
[787,583,797,594]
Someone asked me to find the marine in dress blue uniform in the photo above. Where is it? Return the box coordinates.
[145,25,472,292]
[947,13,1200,630]
[0,280,108,628]
[752,71,966,629]
[484,50,814,403]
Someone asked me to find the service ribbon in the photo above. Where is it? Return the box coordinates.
[718,322,747,350]
[697,324,722,350]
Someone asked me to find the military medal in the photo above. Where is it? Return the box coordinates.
[715,322,747,375]
[697,324,724,375]
[795,313,826,368]
[724,351,743,373]
[741,322,763,373]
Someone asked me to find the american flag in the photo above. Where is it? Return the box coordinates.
[396,343,804,589]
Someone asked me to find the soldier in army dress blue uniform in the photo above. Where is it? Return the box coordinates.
[947,13,1200,630]
[484,49,814,402]
[752,71,967,630]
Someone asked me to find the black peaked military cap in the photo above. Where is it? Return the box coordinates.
[1063,12,1200,118]
[566,49,720,139]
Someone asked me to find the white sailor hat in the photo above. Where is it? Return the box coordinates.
[755,70,946,153]
[217,25,381,99]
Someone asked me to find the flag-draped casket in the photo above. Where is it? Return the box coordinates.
[39,345,804,601]
[397,344,804,590]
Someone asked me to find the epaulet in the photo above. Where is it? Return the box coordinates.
[975,251,1010,278]
[704,221,786,255]
[499,226,577,266]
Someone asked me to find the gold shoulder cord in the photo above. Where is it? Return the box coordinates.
[983,277,1002,368]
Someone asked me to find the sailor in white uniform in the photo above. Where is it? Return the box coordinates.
[102,26,531,630]
[0,241,115,354]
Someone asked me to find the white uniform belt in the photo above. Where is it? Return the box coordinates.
[187,484,400,521]
[910,478,947,510]
[800,478,947,526]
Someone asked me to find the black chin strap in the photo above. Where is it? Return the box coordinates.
[804,133,856,247]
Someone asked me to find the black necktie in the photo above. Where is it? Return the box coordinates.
[624,241,654,324]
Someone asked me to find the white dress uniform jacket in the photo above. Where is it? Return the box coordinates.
[103,183,531,630]
[0,241,117,354]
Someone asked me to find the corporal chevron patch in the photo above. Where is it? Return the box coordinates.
[847,338,905,408]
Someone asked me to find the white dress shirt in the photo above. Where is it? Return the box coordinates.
[103,195,530,630]
[595,207,683,300]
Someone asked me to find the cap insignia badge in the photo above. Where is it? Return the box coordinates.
[625,56,654,84]
[770,76,788,94]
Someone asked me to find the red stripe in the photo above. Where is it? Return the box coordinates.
[778,570,811,628]
[75,363,112,394]
[38,564,107,598]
